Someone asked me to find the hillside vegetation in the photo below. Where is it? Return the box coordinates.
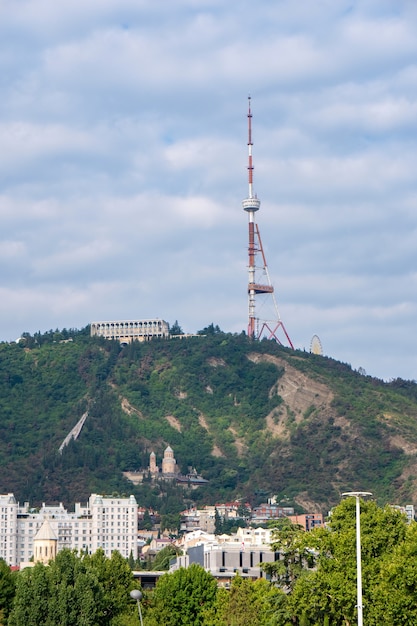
[1,326,417,512]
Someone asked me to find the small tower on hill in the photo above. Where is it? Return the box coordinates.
[149,451,158,475]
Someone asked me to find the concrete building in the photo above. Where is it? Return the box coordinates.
[250,503,294,524]
[90,319,169,343]
[390,504,415,523]
[288,513,324,531]
[171,529,278,586]
[0,494,18,566]
[0,493,138,567]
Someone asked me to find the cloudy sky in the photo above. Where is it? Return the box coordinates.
[1,0,417,381]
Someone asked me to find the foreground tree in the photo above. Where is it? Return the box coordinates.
[8,549,136,626]
[367,521,417,625]
[262,518,310,591]
[0,558,15,624]
[144,564,217,625]
[206,574,286,626]
[285,498,409,625]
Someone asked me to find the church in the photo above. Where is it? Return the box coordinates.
[149,445,179,477]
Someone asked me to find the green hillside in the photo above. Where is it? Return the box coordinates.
[1,326,417,513]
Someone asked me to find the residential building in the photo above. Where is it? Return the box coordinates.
[0,493,138,567]
[288,513,324,531]
[390,504,415,523]
[251,502,294,524]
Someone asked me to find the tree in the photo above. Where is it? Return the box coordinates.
[225,574,285,625]
[284,499,409,625]
[214,508,223,534]
[8,549,135,626]
[262,517,309,590]
[144,564,217,625]
[85,549,134,622]
[8,563,51,626]
[139,510,153,531]
[197,323,222,335]
[152,545,181,571]
[169,321,184,335]
[0,558,15,622]
[367,521,417,625]
[160,513,180,535]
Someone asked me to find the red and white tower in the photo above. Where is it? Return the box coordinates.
[242,97,294,348]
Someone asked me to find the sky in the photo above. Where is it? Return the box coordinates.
[1,0,417,381]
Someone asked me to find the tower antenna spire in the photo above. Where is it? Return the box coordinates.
[247,95,254,198]
[241,97,293,348]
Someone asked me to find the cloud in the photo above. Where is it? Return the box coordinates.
[0,0,417,381]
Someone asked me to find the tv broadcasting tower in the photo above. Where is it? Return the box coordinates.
[242,97,294,348]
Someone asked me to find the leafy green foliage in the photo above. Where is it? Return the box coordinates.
[262,518,311,590]
[144,564,217,625]
[151,545,181,571]
[169,321,183,336]
[368,522,417,624]
[0,558,15,622]
[8,549,135,626]
[283,498,410,625]
[209,574,285,626]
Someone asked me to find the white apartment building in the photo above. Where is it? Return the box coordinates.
[0,493,138,567]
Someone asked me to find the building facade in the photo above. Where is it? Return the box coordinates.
[288,513,324,531]
[90,319,170,343]
[0,493,138,567]
[171,533,278,586]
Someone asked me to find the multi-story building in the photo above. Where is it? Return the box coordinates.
[390,504,415,523]
[90,319,170,343]
[171,530,278,586]
[0,493,138,567]
[0,494,18,566]
[288,513,324,531]
[250,503,294,524]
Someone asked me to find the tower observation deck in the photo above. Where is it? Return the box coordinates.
[242,98,293,348]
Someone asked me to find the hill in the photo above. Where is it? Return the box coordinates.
[1,326,417,513]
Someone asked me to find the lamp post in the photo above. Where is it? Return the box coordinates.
[130,589,144,626]
[342,491,373,626]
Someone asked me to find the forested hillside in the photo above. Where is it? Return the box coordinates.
[1,326,417,513]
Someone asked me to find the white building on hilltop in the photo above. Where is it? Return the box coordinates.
[90,319,170,343]
[0,493,138,567]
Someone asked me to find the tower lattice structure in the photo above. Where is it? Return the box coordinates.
[242,97,293,348]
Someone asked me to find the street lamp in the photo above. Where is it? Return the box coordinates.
[130,589,144,626]
[342,491,373,626]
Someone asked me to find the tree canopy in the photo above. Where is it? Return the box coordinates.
[144,564,218,625]
[282,498,411,625]
[8,549,137,626]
